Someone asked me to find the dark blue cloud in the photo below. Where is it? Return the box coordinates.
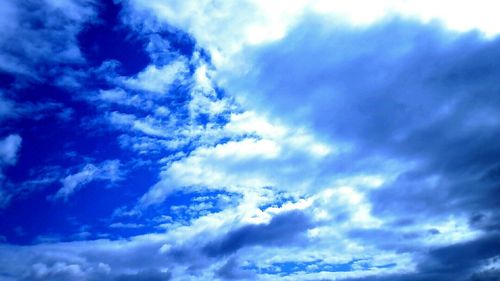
[341,233,500,281]
[203,210,313,257]
[153,210,315,278]
[0,0,96,78]
[217,258,256,280]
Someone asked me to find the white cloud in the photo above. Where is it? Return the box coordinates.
[56,164,99,200]
[122,59,189,93]
[0,134,22,166]
[126,0,500,74]
[109,222,145,229]
[224,111,286,138]
[138,112,335,206]
[109,9,495,278]
[107,111,177,140]
[0,235,169,280]
[125,0,307,68]
[100,57,238,154]
[0,134,21,209]
[52,160,123,201]
[98,88,129,103]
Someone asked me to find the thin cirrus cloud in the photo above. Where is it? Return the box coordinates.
[0,1,499,281]
[51,160,123,201]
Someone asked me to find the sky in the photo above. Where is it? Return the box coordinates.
[0,0,500,280]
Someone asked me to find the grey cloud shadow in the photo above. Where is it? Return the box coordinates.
[344,233,500,281]
[202,210,314,257]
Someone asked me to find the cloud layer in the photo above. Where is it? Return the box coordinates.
[1,1,499,281]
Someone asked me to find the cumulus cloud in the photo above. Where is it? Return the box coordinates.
[0,208,311,280]
[122,59,189,93]
[138,111,333,207]
[125,0,500,72]
[0,236,171,281]
[222,14,500,221]
[130,8,500,280]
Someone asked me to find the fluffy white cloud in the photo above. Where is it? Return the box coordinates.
[138,110,336,207]
[125,0,500,72]
[125,0,307,68]
[0,188,422,280]
[122,59,189,93]
[98,54,237,155]
[0,234,171,280]
[108,111,171,138]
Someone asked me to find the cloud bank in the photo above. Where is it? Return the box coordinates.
[0,1,499,281]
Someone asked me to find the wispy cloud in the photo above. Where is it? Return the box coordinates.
[0,0,96,78]
[51,160,123,201]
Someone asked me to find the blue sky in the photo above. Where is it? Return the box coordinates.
[1,0,500,280]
